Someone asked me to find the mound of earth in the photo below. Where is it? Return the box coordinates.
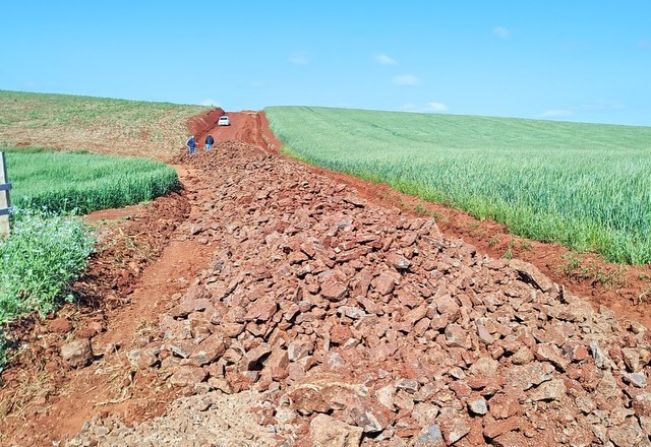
[65,142,651,447]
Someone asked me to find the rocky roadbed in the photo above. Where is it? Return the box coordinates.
[67,142,651,447]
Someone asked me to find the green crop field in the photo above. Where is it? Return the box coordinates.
[0,90,207,160]
[5,148,179,214]
[266,106,651,264]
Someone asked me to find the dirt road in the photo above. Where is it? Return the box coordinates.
[194,110,281,154]
[1,113,650,447]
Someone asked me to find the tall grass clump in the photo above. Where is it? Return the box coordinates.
[266,106,651,264]
[0,211,94,324]
[6,148,180,214]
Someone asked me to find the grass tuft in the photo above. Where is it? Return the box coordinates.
[0,211,94,325]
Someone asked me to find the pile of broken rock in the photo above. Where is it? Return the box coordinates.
[69,143,651,447]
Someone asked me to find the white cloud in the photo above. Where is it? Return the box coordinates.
[541,101,626,119]
[493,26,511,39]
[393,74,421,86]
[200,98,220,107]
[580,101,625,112]
[250,81,265,88]
[428,101,448,112]
[541,109,574,118]
[640,40,651,49]
[375,53,397,65]
[400,102,448,113]
[289,52,310,65]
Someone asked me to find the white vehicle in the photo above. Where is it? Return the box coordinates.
[218,116,231,126]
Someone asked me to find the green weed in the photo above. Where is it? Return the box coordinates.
[0,211,94,324]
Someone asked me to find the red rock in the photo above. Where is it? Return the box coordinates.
[374,273,396,296]
[190,333,226,366]
[439,414,471,445]
[445,324,471,349]
[60,339,93,368]
[74,321,103,339]
[49,318,72,334]
[321,280,349,302]
[244,343,272,370]
[330,324,353,345]
[244,298,277,322]
[266,349,290,380]
[508,259,554,292]
[483,416,520,439]
[489,394,522,419]
[169,366,207,387]
[493,431,529,447]
[535,343,569,372]
[310,414,363,447]
[386,253,412,271]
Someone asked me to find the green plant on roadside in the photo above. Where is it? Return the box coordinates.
[0,211,95,325]
[267,106,651,264]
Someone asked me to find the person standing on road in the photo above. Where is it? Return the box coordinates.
[186,135,197,155]
[205,134,215,151]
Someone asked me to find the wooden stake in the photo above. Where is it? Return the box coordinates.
[0,151,11,238]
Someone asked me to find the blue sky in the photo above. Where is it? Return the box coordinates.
[1,1,650,125]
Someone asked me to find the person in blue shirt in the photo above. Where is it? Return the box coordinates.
[205,134,215,151]
[186,135,197,155]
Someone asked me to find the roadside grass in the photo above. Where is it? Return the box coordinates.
[5,147,180,214]
[266,106,651,264]
[0,212,94,324]
[0,90,207,160]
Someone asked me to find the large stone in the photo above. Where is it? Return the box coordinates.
[244,343,272,370]
[244,299,277,322]
[310,414,363,447]
[168,366,207,387]
[509,259,554,292]
[60,339,93,368]
[440,415,471,445]
[190,333,226,366]
[322,280,349,302]
[415,425,444,447]
[608,417,644,447]
[375,273,396,296]
[535,343,569,372]
[468,397,488,416]
[445,324,471,349]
